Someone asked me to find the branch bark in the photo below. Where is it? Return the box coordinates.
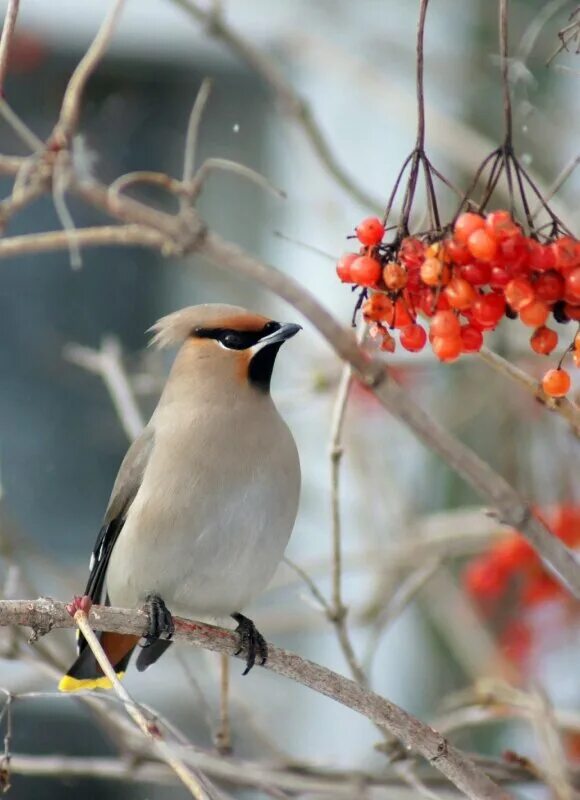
[0,598,509,800]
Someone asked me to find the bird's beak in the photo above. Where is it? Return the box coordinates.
[259,322,302,346]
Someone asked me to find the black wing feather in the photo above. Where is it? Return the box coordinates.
[76,427,154,655]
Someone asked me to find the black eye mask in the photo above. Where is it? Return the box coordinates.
[193,321,280,350]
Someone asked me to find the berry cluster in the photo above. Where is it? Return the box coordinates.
[336,212,580,396]
[463,505,580,666]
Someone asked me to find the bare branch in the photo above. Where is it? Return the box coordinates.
[168,0,380,211]
[63,336,145,441]
[478,346,580,436]
[0,0,19,97]
[52,0,126,147]
[0,598,509,799]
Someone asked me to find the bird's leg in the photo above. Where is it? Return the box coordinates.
[231,613,268,675]
[142,593,174,646]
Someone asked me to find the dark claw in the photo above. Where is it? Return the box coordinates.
[231,613,268,675]
[143,593,174,647]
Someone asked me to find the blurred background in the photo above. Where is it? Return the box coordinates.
[0,0,579,796]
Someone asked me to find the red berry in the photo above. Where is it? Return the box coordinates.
[444,238,471,266]
[489,265,510,290]
[460,261,491,286]
[355,217,385,246]
[431,335,462,362]
[430,310,461,338]
[496,234,529,273]
[528,239,556,272]
[445,276,476,310]
[467,229,498,262]
[505,277,535,311]
[420,257,450,287]
[542,368,571,397]
[471,293,506,327]
[383,261,408,291]
[454,212,485,245]
[351,256,382,287]
[534,271,564,303]
[460,324,483,353]
[391,297,415,329]
[336,252,357,283]
[463,558,507,599]
[552,236,580,270]
[565,267,580,300]
[492,536,536,571]
[522,574,563,607]
[564,303,580,321]
[519,299,549,327]
[398,237,425,270]
[485,210,519,240]
[400,324,427,352]
[530,326,558,355]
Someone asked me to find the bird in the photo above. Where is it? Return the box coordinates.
[59,304,301,691]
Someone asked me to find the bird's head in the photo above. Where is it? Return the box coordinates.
[150,304,301,394]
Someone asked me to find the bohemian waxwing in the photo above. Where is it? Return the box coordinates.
[59,304,301,691]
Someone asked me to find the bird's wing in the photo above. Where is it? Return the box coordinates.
[78,427,154,653]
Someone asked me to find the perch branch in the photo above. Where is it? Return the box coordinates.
[0,598,509,800]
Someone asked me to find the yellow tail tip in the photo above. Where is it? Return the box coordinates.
[58,672,125,693]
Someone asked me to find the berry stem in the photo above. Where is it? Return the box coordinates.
[499,0,513,146]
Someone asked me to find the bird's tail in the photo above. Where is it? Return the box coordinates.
[58,632,139,692]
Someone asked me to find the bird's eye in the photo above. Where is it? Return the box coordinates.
[220,332,244,349]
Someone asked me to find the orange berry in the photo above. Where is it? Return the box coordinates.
[362,294,392,322]
[355,217,385,246]
[351,255,382,287]
[431,335,462,362]
[542,368,571,397]
[420,257,450,286]
[382,261,408,291]
[430,310,461,338]
[454,212,485,245]
[519,299,549,327]
[530,326,558,355]
[445,276,477,310]
[467,229,498,262]
[505,277,535,311]
[379,331,396,352]
[485,210,519,240]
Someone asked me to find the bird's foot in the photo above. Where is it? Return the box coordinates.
[231,613,268,675]
[142,593,174,646]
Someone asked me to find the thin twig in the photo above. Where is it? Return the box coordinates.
[73,607,214,800]
[0,0,20,98]
[52,0,126,147]
[182,79,212,190]
[215,654,231,755]
[63,336,146,441]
